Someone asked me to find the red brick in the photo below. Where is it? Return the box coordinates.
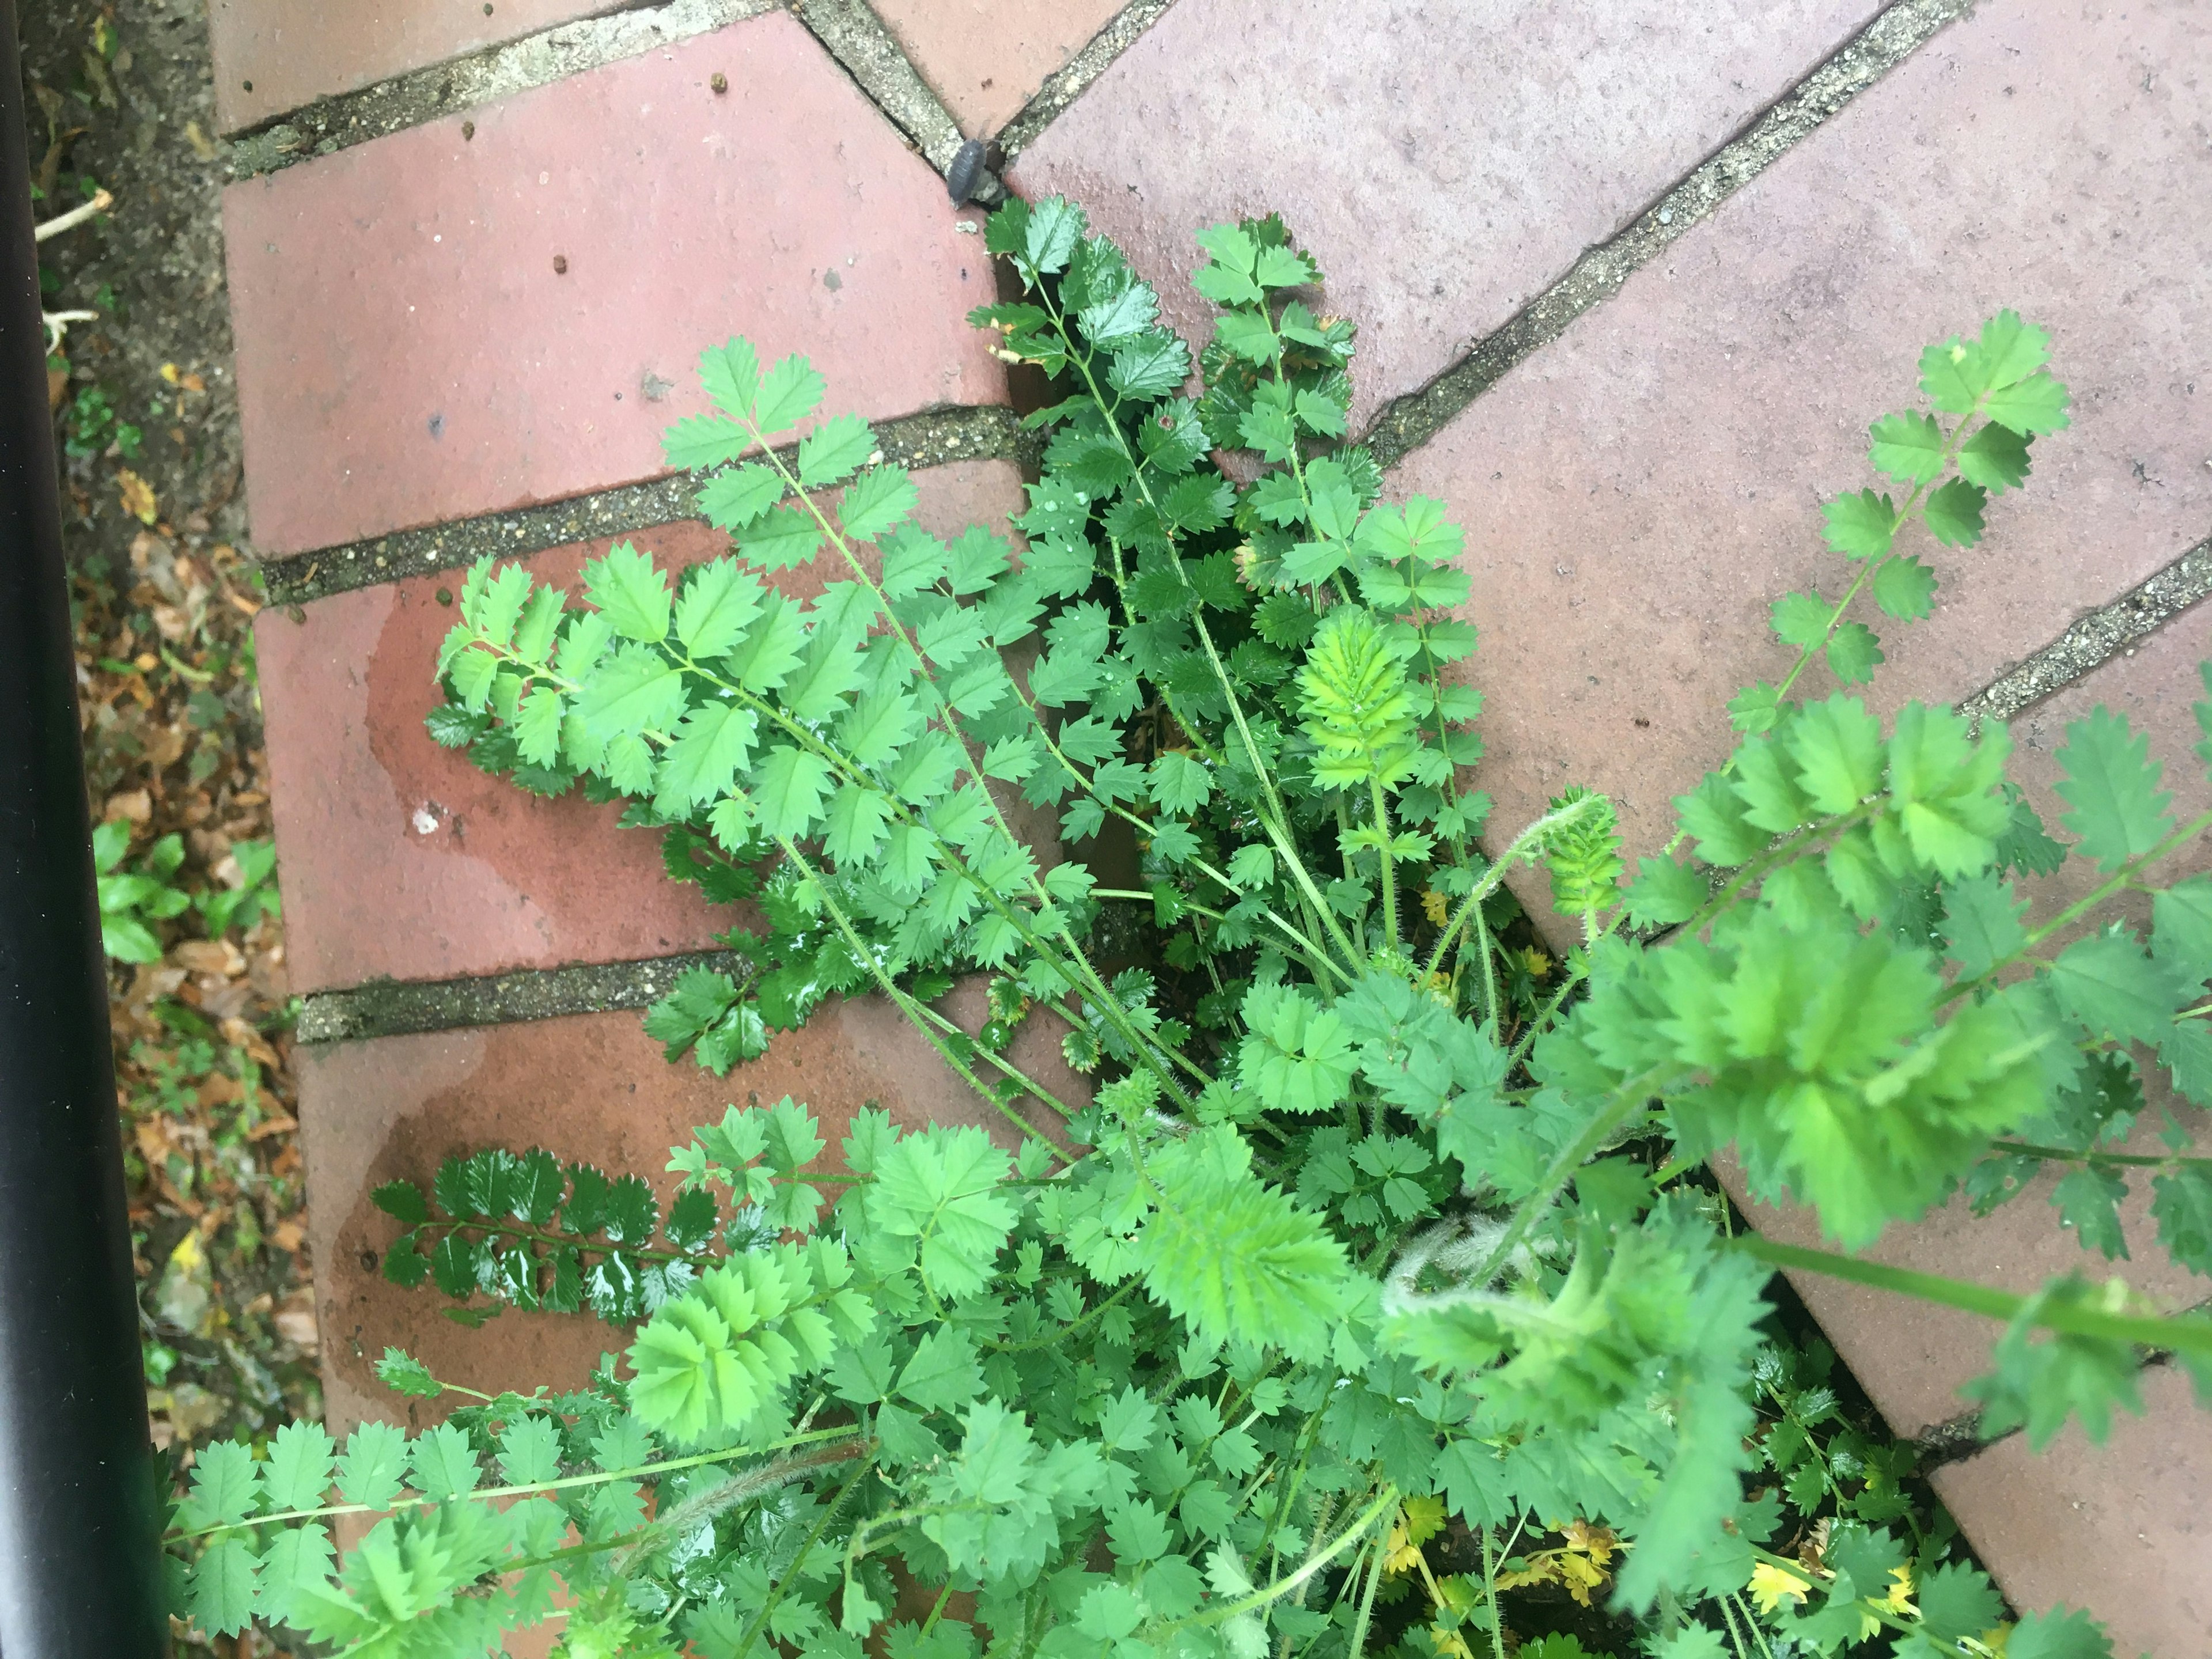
[1931,1363,2212,1659]
[1384,2,2212,905]
[301,994,1085,1434]
[208,0,630,135]
[256,459,1027,993]
[1008,0,1886,433]
[224,10,1006,558]
[869,0,1129,138]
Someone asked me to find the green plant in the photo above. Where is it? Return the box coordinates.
[167,199,2212,1659]
[94,817,188,963]
[195,837,281,938]
[63,381,142,460]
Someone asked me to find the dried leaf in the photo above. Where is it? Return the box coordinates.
[117,468,157,524]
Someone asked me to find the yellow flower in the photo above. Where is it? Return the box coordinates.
[1748,1561,1812,1616]
[1882,1565,1916,1614]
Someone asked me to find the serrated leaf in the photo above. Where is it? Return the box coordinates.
[1822,489,1896,560]
[1940,873,2027,978]
[410,1422,480,1500]
[2050,928,2181,1047]
[1868,410,1946,483]
[1958,421,2032,491]
[1623,855,1707,929]
[752,354,826,437]
[338,1421,409,1508]
[2052,1164,2130,1259]
[1983,370,2071,437]
[1769,591,1831,648]
[1872,554,1937,620]
[1824,621,1883,684]
[675,560,767,659]
[260,1421,338,1512]
[2150,1165,2212,1276]
[371,1180,429,1226]
[699,463,785,532]
[190,1536,258,1637]
[187,1439,259,1527]
[577,643,687,740]
[798,411,873,487]
[895,1328,983,1414]
[585,542,673,642]
[1922,478,1987,547]
[656,701,759,813]
[698,338,762,418]
[868,1126,1013,1302]
[1788,694,1884,813]
[740,504,823,572]
[2006,1605,2112,1659]
[663,412,756,471]
[838,466,916,543]
[2055,708,2172,872]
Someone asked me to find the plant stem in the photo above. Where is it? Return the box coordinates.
[1423,796,1604,986]
[171,1424,868,1541]
[1990,1139,2212,1171]
[1732,1234,2212,1359]
[1464,1063,1677,1286]
[1480,1522,1507,1659]
[1168,1484,1400,1633]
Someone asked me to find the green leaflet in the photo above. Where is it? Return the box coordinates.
[1237,982,1354,1113]
[628,1240,867,1444]
[1137,1126,1358,1362]
[865,1125,1016,1301]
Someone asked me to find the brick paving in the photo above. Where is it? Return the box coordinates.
[209,0,623,135]
[870,0,1130,137]
[213,0,2212,1649]
[1010,0,1889,432]
[222,10,1003,556]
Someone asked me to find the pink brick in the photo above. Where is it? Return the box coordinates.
[1932,1364,2212,1659]
[208,0,627,135]
[256,459,1026,993]
[302,995,1084,1433]
[224,10,1005,558]
[870,0,1129,138]
[1387,2,2212,898]
[1719,1055,2209,1644]
[1009,0,1885,433]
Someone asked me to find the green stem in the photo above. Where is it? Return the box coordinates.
[1344,1535,1386,1659]
[731,1450,877,1659]
[1369,775,1399,948]
[1032,279,1363,975]
[1991,1139,2211,1171]
[773,836,1075,1150]
[983,1278,1143,1354]
[1423,796,1605,986]
[170,1425,868,1541]
[1467,1063,1679,1285]
[1480,1524,1507,1659]
[1733,1235,2212,1358]
[1165,1484,1400,1633]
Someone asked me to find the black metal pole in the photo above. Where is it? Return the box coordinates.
[0,3,172,1653]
